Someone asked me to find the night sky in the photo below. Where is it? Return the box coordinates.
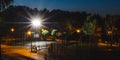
[13,0,120,15]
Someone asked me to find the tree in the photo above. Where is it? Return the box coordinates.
[82,16,97,43]
[82,16,96,35]
[41,29,49,40]
[0,0,13,58]
[0,0,13,12]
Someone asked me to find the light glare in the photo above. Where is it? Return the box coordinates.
[32,18,42,27]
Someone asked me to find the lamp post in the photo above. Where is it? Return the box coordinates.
[31,18,42,52]
[27,30,32,40]
[76,29,81,47]
[107,30,112,47]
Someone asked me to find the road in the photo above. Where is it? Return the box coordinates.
[1,41,56,60]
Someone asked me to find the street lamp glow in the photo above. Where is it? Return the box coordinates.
[11,28,14,32]
[107,30,112,35]
[76,29,81,33]
[27,30,32,35]
[32,18,42,27]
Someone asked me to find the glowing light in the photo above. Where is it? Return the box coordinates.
[31,18,42,27]
[107,30,112,35]
[76,29,81,33]
[11,28,14,32]
[27,30,32,35]
[24,12,48,30]
[42,28,45,32]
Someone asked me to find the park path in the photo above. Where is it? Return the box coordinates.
[1,44,47,60]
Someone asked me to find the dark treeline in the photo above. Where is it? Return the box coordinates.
[0,6,120,42]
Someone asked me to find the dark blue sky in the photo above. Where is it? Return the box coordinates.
[13,0,120,15]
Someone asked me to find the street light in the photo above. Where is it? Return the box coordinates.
[76,29,81,33]
[11,28,14,32]
[76,29,81,46]
[107,30,113,47]
[31,17,42,52]
[27,30,32,36]
[31,18,42,27]
[107,30,112,35]
[31,18,42,40]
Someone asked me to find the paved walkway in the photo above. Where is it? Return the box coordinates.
[1,44,47,60]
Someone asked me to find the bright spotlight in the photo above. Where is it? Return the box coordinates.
[32,18,42,27]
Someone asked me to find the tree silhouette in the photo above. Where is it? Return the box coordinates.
[0,5,120,43]
[0,0,13,12]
